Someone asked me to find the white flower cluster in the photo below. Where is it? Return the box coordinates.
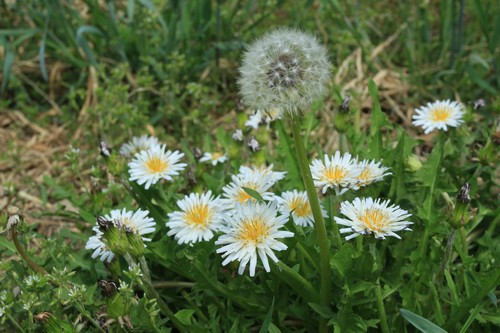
[165,165,308,277]
[310,151,392,195]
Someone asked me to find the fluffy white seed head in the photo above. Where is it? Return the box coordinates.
[238,28,331,116]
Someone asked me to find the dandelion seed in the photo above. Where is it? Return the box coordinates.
[278,190,327,227]
[310,152,361,195]
[412,100,465,134]
[245,111,263,129]
[216,201,293,277]
[334,197,412,240]
[247,136,260,152]
[167,191,224,244]
[232,129,244,142]
[120,135,160,157]
[238,28,331,116]
[199,152,227,166]
[128,144,186,189]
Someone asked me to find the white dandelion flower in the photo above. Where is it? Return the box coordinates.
[351,159,391,190]
[85,208,156,262]
[238,28,331,116]
[167,191,224,244]
[412,100,465,134]
[278,190,327,227]
[199,152,227,166]
[216,201,293,277]
[310,152,361,195]
[120,135,160,157]
[222,165,285,206]
[128,144,187,189]
[334,197,412,240]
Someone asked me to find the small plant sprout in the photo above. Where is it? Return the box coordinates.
[216,201,293,277]
[199,152,228,166]
[310,152,361,195]
[119,135,160,157]
[128,144,187,189]
[334,197,413,240]
[238,28,331,116]
[166,191,225,244]
[278,190,328,227]
[412,99,465,134]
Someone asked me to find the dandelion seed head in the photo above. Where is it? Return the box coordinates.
[238,28,331,116]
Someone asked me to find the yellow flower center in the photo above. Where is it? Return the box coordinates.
[323,166,346,183]
[430,107,451,122]
[290,196,311,217]
[239,218,269,244]
[236,183,258,203]
[357,167,372,185]
[211,152,223,160]
[185,204,211,228]
[359,209,389,232]
[146,156,168,174]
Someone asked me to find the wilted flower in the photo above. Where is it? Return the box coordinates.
[335,197,412,240]
[119,135,160,157]
[238,28,331,116]
[128,144,186,190]
[216,201,293,277]
[412,100,465,134]
[199,152,227,166]
[167,191,224,244]
[278,190,327,227]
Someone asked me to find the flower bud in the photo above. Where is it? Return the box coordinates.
[451,183,471,229]
[405,155,422,172]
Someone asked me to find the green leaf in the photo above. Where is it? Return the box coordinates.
[259,297,275,333]
[175,309,196,325]
[399,308,447,333]
[308,302,335,319]
[75,25,103,66]
[0,235,17,253]
[1,40,15,94]
[242,187,264,202]
[330,243,354,277]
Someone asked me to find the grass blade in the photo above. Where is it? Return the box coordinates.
[399,308,447,333]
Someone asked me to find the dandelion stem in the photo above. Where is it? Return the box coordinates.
[290,115,331,332]
[375,280,390,333]
[329,196,342,249]
[137,256,187,333]
[11,230,48,275]
[152,281,195,289]
[459,227,468,256]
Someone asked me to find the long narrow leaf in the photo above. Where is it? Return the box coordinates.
[399,308,447,333]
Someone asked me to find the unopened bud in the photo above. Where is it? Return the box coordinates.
[405,155,422,172]
[451,183,472,229]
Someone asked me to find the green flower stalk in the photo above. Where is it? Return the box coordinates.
[238,28,332,332]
